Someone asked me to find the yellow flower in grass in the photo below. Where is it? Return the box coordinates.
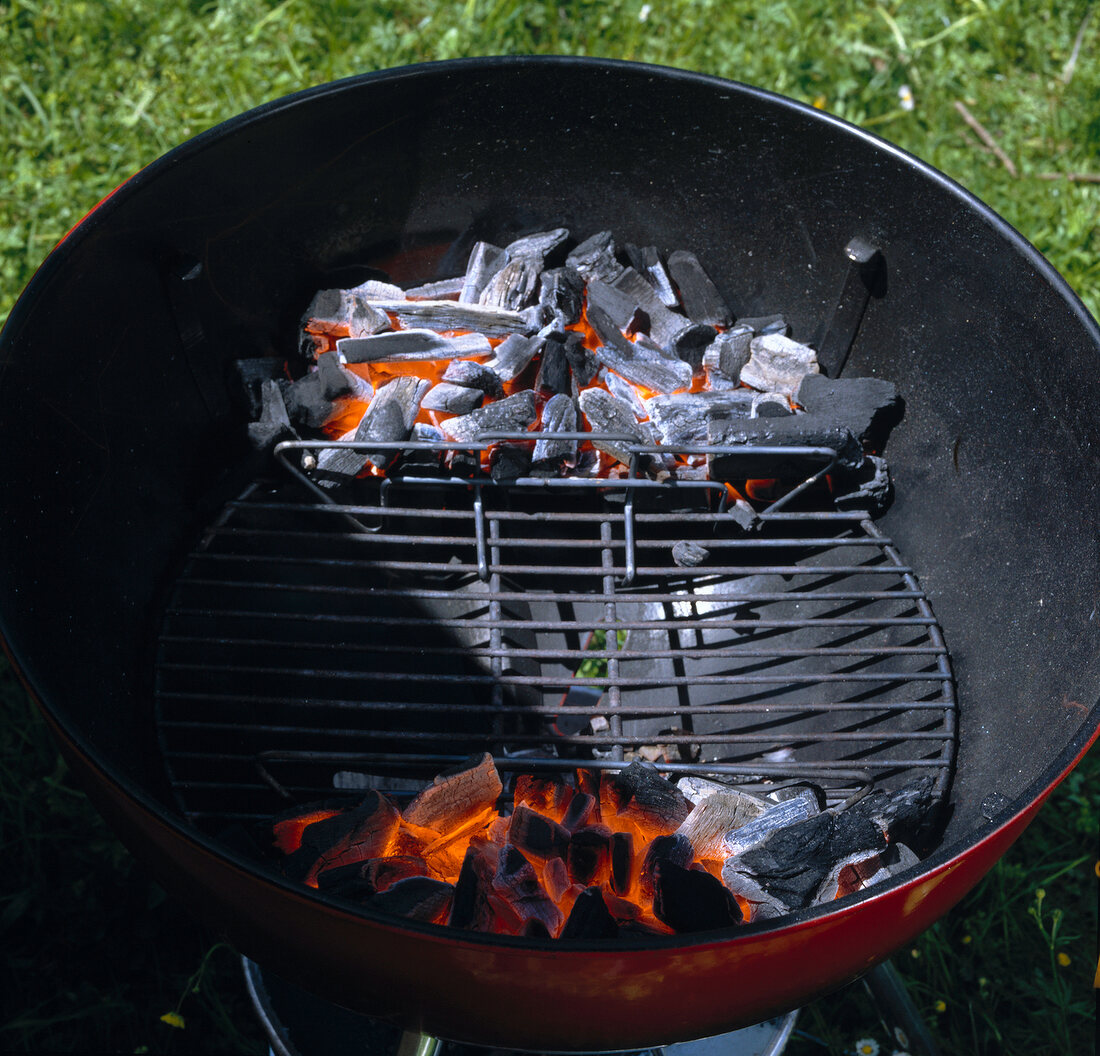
[934,999,946,1013]
[1057,952,1071,967]
[159,1011,186,1030]
[961,934,972,945]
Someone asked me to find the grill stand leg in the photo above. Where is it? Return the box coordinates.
[862,960,941,1056]
[397,1032,443,1056]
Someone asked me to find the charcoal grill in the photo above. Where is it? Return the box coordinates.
[156,437,955,828]
[2,57,1099,1051]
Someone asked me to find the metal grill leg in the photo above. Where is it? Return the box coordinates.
[863,960,941,1056]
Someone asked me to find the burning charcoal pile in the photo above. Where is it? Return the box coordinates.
[270,754,934,939]
[240,229,901,504]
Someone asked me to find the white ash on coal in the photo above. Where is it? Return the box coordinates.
[268,756,936,941]
[245,229,906,511]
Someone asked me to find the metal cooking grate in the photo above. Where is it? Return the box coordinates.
[154,437,956,830]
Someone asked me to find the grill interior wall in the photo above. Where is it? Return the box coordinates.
[155,475,955,831]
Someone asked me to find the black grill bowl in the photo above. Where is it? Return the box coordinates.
[1,58,1098,1049]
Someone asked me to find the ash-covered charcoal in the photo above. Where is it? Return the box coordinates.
[538,266,584,329]
[702,326,753,388]
[588,305,693,395]
[283,792,401,884]
[831,455,891,512]
[577,387,652,468]
[493,845,564,936]
[600,368,649,419]
[302,287,344,328]
[535,335,571,396]
[676,790,770,860]
[489,443,532,482]
[560,886,619,940]
[740,333,820,396]
[315,351,356,400]
[794,373,903,445]
[856,842,921,891]
[653,861,742,932]
[707,416,864,480]
[508,805,571,861]
[532,392,577,471]
[486,333,540,382]
[624,244,679,308]
[566,230,624,285]
[422,382,485,416]
[460,241,508,304]
[247,379,296,451]
[403,276,465,299]
[560,792,596,833]
[724,792,892,911]
[666,250,733,328]
[513,774,573,820]
[283,371,339,430]
[337,329,491,363]
[442,359,505,398]
[348,278,407,301]
[479,257,541,311]
[317,855,430,900]
[346,295,391,338]
[505,227,570,261]
[368,876,454,923]
[644,391,754,446]
[440,390,538,444]
[721,785,823,858]
[397,422,445,472]
[561,331,600,387]
[676,775,745,805]
[601,761,691,834]
[234,357,286,418]
[448,841,503,931]
[316,375,430,480]
[845,775,937,846]
[611,268,715,365]
[586,278,648,334]
[719,868,790,922]
[723,811,837,910]
[726,498,760,532]
[751,392,793,418]
[737,314,789,336]
[541,857,571,903]
[479,228,570,312]
[403,752,503,832]
[812,847,892,904]
[364,299,533,339]
[671,540,709,568]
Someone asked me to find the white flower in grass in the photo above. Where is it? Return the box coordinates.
[854,1041,880,1056]
[898,84,915,111]
[639,4,651,20]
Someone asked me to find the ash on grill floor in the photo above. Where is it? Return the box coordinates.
[154,475,956,835]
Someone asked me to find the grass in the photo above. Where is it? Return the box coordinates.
[1,1,1097,1052]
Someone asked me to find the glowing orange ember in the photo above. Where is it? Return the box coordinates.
[271,759,745,939]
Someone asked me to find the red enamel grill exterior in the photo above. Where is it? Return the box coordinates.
[2,58,1099,1049]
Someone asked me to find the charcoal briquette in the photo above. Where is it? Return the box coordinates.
[422,382,484,416]
[653,860,742,932]
[667,250,733,327]
[560,886,619,940]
